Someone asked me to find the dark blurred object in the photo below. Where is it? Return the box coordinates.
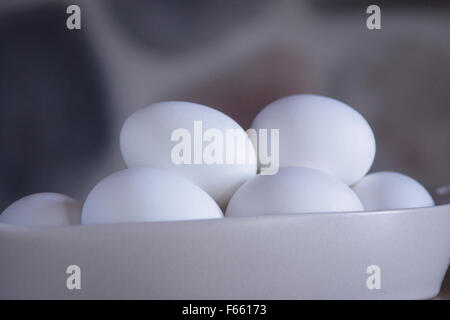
[180,50,310,128]
[106,0,269,54]
[310,0,450,12]
[438,267,450,299]
[432,184,450,206]
[0,4,109,208]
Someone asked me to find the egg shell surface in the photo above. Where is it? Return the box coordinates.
[225,166,364,217]
[251,94,376,185]
[82,167,223,225]
[352,171,434,210]
[0,193,81,227]
[120,101,257,208]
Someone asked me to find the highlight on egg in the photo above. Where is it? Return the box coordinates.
[225,166,364,218]
[352,171,435,211]
[251,94,376,186]
[120,101,257,208]
[81,167,223,225]
[0,193,82,227]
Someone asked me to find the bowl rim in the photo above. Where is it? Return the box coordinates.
[0,203,448,231]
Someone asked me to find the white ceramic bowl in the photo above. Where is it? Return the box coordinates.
[0,204,449,299]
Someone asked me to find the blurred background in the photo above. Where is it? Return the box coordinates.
[0,0,449,210]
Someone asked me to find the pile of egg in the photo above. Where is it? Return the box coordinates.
[0,95,435,227]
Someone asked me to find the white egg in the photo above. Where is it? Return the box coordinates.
[0,193,81,227]
[82,167,223,225]
[225,167,363,217]
[251,94,376,185]
[352,171,434,210]
[120,101,257,208]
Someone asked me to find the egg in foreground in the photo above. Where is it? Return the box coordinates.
[352,171,434,210]
[82,167,223,225]
[0,193,81,227]
[225,167,363,217]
